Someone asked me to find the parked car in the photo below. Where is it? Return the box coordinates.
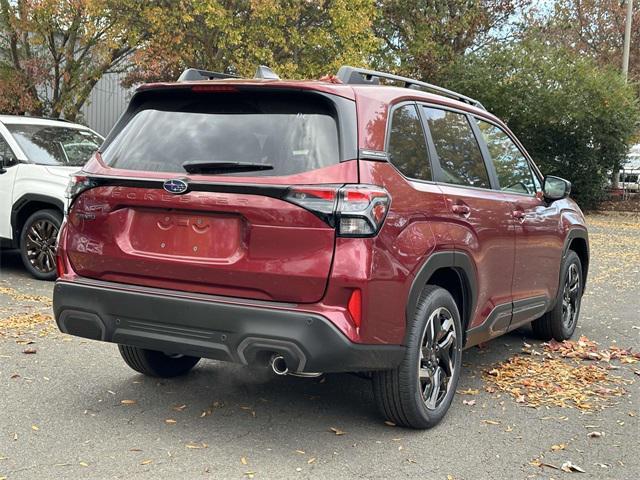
[0,116,103,279]
[53,66,589,429]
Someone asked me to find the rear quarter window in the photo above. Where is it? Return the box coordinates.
[101,91,342,176]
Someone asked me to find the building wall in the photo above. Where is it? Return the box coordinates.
[79,72,133,136]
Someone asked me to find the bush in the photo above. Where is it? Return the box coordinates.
[443,40,640,209]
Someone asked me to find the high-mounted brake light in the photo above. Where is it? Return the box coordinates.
[191,85,239,93]
[284,184,390,237]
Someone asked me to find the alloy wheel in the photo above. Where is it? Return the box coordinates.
[418,307,458,410]
[25,219,59,275]
[562,263,581,330]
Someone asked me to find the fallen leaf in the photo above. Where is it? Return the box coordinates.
[22,347,37,354]
[307,457,316,464]
[185,442,208,449]
[463,399,476,406]
[295,450,305,454]
[120,400,137,405]
[141,459,152,465]
[458,388,480,395]
[561,461,585,473]
[587,431,603,438]
[165,419,177,424]
[551,444,566,451]
[31,425,39,431]
[241,457,248,465]
[79,462,89,467]
[329,427,346,435]
[130,448,142,452]
[482,420,500,425]
[173,404,187,412]
[384,421,396,426]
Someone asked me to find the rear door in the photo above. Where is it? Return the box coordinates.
[66,88,358,303]
[473,118,562,322]
[420,105,516,333]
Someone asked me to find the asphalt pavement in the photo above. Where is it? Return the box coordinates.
[0,213,638,480]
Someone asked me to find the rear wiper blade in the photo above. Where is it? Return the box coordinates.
[182,161,274,174]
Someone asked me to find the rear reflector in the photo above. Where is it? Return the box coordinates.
[347,289,362,328]
[56,250,66,277]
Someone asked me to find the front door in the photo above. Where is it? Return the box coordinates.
[473,118,562,327]
[0,133,19,240]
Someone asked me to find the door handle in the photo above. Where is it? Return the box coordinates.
[452,204,470,215]
[512,210,526,221]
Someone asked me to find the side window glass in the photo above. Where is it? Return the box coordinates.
[387,104,431,181]
[0,136,17,165]
[422,107,490,189]
[476,120,537,195]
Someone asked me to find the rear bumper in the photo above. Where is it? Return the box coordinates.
[53,280,405,373]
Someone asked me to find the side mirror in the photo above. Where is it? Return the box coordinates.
[0,155,7,174]
[543,175,571,202]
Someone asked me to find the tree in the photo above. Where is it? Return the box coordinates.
[125,0,379,85]
[529,0,640,82]
[371,0,531,81]
[444,40,640,208]
[0,0,172,120]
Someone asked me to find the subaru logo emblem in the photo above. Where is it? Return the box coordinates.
[163,179,188,195]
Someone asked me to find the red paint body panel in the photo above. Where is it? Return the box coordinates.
[58,78,588,349]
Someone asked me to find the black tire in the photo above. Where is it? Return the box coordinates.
[532,250,583,341]
[372,285,463,429]
[118,345,200,378]
[19,209,62,281]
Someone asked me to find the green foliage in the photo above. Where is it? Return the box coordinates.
[0,0,181,119]
[372,0,527,81]
[127,0,379,84]
[443,40,640,209]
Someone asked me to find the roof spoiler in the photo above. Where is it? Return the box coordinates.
[177,65,280,82]
[336,66,485,110]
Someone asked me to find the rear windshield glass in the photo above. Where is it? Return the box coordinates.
[6,124,103,167]
[101,91,340,176]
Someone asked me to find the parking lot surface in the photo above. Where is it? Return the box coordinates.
[1,213,638,479]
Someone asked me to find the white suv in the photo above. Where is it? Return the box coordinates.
[0,115,103,280]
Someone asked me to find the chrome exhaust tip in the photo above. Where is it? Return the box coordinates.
[270,354,289,376]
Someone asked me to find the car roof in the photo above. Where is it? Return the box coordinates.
[137,78,492,116]
[0,115,92,131]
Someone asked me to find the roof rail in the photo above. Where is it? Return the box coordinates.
[336,66,485,110]
[178,68,240,81]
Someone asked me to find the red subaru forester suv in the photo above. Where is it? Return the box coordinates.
[54,66,589,429]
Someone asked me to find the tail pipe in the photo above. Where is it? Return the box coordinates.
[269,354,322,378]
[269,354,289,375]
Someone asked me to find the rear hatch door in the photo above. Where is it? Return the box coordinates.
[66,86,357,303]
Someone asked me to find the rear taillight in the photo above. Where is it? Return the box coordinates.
[285,184,390,237]
[65,174,97,211]
[337,186,390,237]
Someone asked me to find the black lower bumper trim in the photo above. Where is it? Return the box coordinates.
[53,280,405,373]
